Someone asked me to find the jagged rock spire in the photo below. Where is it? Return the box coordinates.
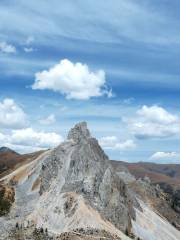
[67,121,91,142]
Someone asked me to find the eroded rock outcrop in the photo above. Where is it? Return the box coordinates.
[0,184,14,216]
[39,122,135,233]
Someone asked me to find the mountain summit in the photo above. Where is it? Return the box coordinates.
[0,122,180,240]
[67,121,91,142]
[38,121,134,236]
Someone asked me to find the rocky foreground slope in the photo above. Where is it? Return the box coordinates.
[113,160,180,229]
[0,122,180,240]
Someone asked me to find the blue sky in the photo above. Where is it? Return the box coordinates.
[0,0,180,163]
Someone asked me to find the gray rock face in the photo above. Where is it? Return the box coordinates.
[158,183,180,214]
[39,122,135,233]
[173,190,180,213]
[98,165,135,231]
[67,122,91,143]
[110,161,136,184]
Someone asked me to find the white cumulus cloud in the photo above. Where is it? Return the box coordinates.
[137,105,178,124]
[39,114,56,125]
[0,41,16,53]
[32,59,111,100]
[150,151,179,160]
[10,128,63,148]
[127,105,180,139]
[0,98,27,129]
[99,136,136,150]
[0,128,63,153]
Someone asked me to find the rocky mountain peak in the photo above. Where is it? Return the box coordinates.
[38,122,135,234]
[67,121,91,143]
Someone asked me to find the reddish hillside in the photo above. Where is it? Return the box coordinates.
[111,160,180,189]
[0,147,44,178]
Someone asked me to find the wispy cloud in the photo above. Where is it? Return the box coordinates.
[1,0,180,45]
[39,114,56,125]
[24,47,34,53]
[99,136,136,150]
[0,41,16,53]
[25,36,34,45]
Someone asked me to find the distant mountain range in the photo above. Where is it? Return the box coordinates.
[0,146,19,154]
[0,147,44,177]
[112,161,180,189]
